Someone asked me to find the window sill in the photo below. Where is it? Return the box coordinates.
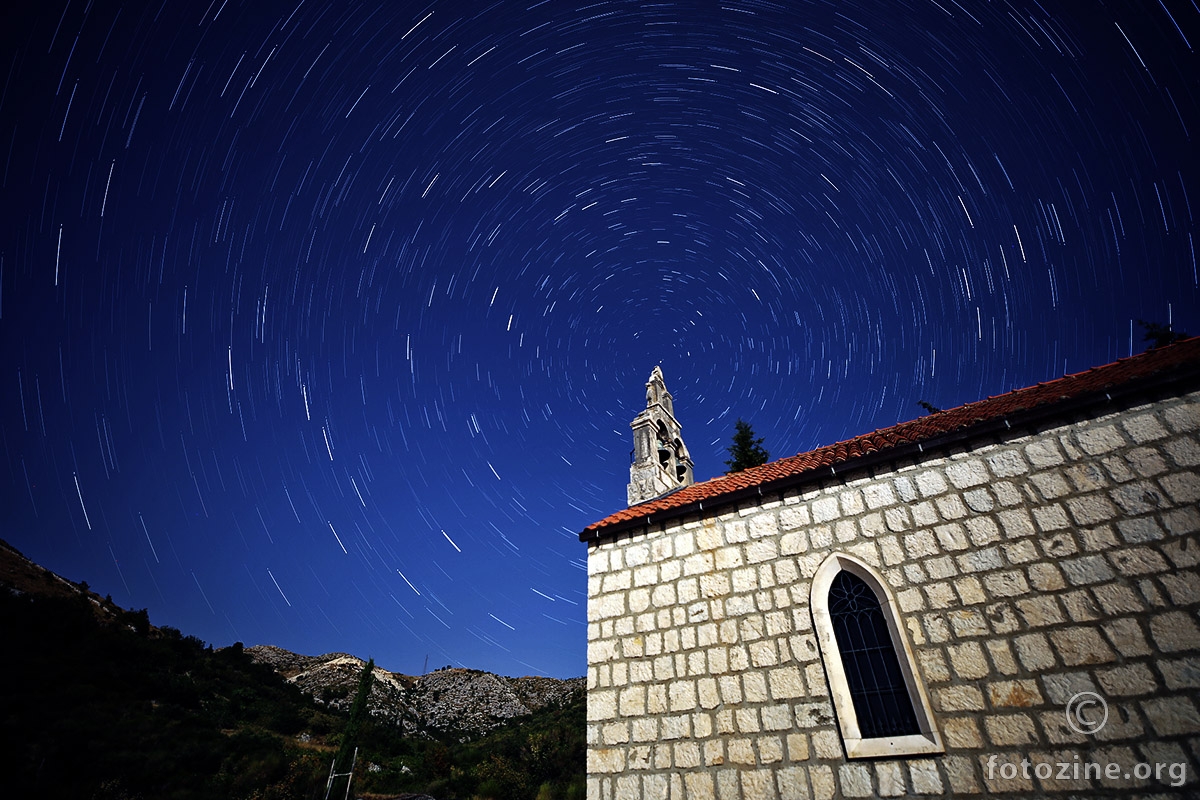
[843,732,945,759]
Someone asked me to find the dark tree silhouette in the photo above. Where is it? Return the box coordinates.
[917,400,942,415]
[1138,319,1189,350]
[335,658,375,778]
[725,419,770,473]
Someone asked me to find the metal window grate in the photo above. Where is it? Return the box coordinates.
[828,570,920,738]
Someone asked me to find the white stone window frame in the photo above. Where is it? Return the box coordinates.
[810,552,944,759]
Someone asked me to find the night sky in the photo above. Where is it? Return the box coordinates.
[2,1,1197,680]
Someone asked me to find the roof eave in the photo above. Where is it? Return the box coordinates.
[579,361,1200,544]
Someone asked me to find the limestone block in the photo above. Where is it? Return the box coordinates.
[987,679,1043,707]
[1049,627,1115,665]
[618,686,645,717]
[785,733,810,763]
[1141,696,1200,736]
[1091,583,1144,614]
[766,666,805,700]
[747,538,778,564]
[1162,505,1200,535]
[716,769,740,800]
[1066,494,1119,525]
[749,513,778,539]
[903,529,938,559]
[875,762,906,797]
[909,759,944,795]
[660,714,691,740]
[985,639,1019,675]
[1160,471,1200,503]
[684,772,715,800]
[810,764,836,800]
[1013,633,1056,671]
[1102,454,1136,483]
[726,520,749,543]
[811,495,839,523]
[1150,611,1200,652]
[965,516,1001,546]
[936,684,985,711]
[1024,439,1066,468]
[751,640,780,668]
[1064,463,1108,492]
[1101,618,1152,656]
[954,575,986,604]
[987,450,1029,477]
[728,737,756,765]
[1060,554,1115,585]
[613,773,642,800]
[949,608,989,637]
[934,523,969,551]
[1109,546,1169,575]
[758,736,784,765]
[1164,436,1200,466]
[984,601,1020,633]
[941,755,981,796]
[911,501,939,527]
[780,531,806,555]
[941,716,983,748]
[1041,532,1080,556]
[1123,412,1169,442]
[884,507,912,532]
[915,469,949,496]
[1159,571,1200,605]
[1159,657,1200,690]
[712,545,744,572]
[963,487,995,512]
[1029,470,1071,499]
[779,505,811,530]
[947,641,990,679]
[925,555,957,579]
[587,747,626,774]
[984,714,1038,746]
[1164,402,1200,433]
[997,508,1035,538]
[925,583,958,610]
[811,729,843,759]
[1062,591,1100,622]
[983,570,1029,597]
[946,458,989,488]
[863,481,898,509]
[601,721,629,745]
[839,763,873,797]
[1076,424,1127,455]
[674,741,701,768]
[1125,445,1170,478]
[761,703,792,731]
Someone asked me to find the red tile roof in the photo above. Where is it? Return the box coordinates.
[581,337,1200,542]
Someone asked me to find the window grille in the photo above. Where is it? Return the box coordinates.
[828,570,920,738]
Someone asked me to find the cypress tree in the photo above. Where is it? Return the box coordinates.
[335,658,375,774]
[725,419,769,473]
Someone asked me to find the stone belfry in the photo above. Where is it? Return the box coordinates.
[627,366,695,505]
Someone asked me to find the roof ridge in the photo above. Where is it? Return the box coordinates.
[582,337,1200,539]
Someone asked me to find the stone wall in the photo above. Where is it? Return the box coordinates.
[585,389,1200,799]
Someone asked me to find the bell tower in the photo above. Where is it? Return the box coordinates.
[627,366,694,505]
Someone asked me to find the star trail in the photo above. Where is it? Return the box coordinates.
[1,1,1197,679]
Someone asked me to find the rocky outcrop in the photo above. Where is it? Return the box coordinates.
[245,646,583,737]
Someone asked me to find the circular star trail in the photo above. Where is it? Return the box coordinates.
[1,1,1196,678]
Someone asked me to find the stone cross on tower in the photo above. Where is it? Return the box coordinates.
[627,366,694,505]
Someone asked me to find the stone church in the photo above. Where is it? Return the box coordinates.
[580,340,1200,799]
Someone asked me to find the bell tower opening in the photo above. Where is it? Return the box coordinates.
[627,366,694,505]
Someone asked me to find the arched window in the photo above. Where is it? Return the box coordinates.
[811,553,943,758]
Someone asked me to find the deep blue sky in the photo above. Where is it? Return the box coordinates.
[1,1,1196,679]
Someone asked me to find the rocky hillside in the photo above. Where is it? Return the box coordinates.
[247,644,584,737]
